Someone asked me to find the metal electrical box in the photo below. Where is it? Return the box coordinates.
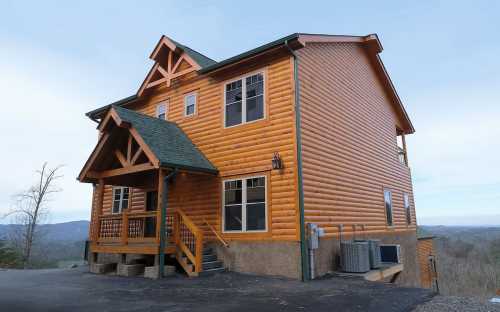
[307,223,324,249]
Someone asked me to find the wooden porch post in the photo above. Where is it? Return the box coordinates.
[121,211,128,245]
[156,170,165,243]
[157,169,165,278]
[92,179,105,242]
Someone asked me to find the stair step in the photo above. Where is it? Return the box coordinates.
[203,247,213,255]
[203,254,217,262]
[202,260,223,270]
[199,267,225,276]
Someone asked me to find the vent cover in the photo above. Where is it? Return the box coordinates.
[380,244,402,263]
[341,241,370,273]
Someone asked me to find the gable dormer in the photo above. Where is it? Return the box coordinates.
[137,35,216,96]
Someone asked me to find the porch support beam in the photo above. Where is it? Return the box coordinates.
[87,163,155,179]
[158,168,178,278]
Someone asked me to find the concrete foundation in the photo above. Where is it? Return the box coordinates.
[117,263,145,277]
[144,265,176,279]
[95,253,148,265]
[312,230,420,287]
[89,263,116,274]
[211,240,302,279]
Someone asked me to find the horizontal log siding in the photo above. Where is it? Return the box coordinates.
[417,238,434,288]
[117,55,299,241]
[297,42,417,237]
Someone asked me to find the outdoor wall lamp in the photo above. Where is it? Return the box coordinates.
[272,152,283,170]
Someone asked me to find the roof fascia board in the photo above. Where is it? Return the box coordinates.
[150,35,179,60]
[298,33,383,53]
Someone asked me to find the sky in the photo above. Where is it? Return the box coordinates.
[0,1,498,225]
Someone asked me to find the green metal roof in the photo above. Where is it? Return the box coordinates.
[198,33,300,73]
[170,39,217,69]
[86,34,302,119]
[113,106,217,174]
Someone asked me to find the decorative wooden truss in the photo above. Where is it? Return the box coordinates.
[138,36,201,96]
[78,108,159,183]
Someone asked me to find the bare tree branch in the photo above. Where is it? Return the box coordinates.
[7,163,63,268]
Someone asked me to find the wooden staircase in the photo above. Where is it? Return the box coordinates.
[173,209,225,277]
[177,246,224,277]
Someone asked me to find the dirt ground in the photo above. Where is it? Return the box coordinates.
[0,267,435,312]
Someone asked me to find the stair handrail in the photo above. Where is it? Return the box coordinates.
[203,218,229,248]
[175,209,204,273]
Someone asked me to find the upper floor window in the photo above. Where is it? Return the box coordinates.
[112,187,129,214]
[156,102,167,120]
[223,176,267,232]
[184,93,197,117]
[404,193,411,225]
[224,72,264,127]
[384,189,393,226]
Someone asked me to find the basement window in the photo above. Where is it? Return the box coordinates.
[223,176,267,232]
[384,189,393,226]
[404,193,411,225]
[224,72,264,127]
[112,187,129,214]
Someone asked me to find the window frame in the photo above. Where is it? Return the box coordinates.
[383,188,393,227]
[223,70,266,128]
[222,175,268,233]
[403,193,411,225]
[156,101,168,120]
[112,186,129,214]
[184,92,197,117]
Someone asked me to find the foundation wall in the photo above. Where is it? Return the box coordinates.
[313,230,420,287]
[209,241,302,279]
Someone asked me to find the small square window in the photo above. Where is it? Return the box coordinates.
[156,102,167,120]
[112,187,129,214]
[184,93,197,116]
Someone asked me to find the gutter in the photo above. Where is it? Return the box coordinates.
[158,168,178,278]
[285,40,310,282]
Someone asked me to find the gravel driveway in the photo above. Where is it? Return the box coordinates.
[0,267,437,312]
[414,295,500,312]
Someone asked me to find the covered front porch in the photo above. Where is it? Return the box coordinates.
[79,106,220,277]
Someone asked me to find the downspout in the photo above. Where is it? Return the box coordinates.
[159,168,178,278]
[285,40,310,282]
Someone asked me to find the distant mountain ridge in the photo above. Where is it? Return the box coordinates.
[418,214,500,226]
[0,220,89,242]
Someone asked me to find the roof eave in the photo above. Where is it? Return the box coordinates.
[159,161,218,175]
[198,33,302,74]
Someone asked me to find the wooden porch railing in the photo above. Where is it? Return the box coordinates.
[96,209,204,276]
[97,211,158,243]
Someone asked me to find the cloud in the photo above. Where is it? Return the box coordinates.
[0,39,103,223]
[407,85,500,220]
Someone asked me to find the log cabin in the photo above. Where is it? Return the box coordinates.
[79,33,421,284]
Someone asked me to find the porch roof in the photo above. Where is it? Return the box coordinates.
[112,106,217,174]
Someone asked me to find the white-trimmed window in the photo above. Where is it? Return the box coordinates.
[112,187,129,214]
[156,101,168,120]
[404,193,411,225]
[224,72,264,127]
[223,176,266,232]
[384,189,393,226]
[184,93,197,116]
